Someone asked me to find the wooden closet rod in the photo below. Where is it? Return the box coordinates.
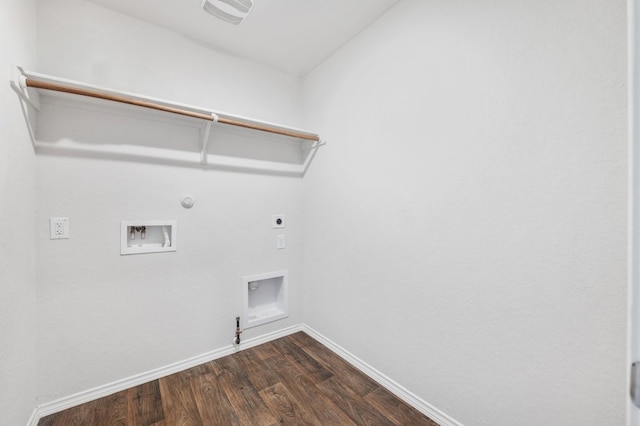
[25,79,320,142]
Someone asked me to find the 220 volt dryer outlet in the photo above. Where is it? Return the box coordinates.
[272,214,285,229]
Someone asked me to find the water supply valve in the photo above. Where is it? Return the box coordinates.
[233,316,242,345]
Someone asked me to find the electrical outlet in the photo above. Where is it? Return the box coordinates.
[276,234,286,250]
[272,214,285,229]
[49,217,69,239]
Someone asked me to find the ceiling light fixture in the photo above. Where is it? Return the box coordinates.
[202,0,254,25]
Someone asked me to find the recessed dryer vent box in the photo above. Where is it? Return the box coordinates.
[121,220,177,255]
[242,270,288,329]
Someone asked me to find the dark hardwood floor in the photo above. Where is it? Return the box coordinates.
[39,332,437,425]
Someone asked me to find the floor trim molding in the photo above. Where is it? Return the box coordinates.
[26,407,39,426]
[30,323,461,426]
[32,324,303,422]
[301,325,463,426]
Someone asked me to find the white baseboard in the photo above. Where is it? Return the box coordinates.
[30,323,460,426]
[301,325,463,426]
[26,407,39,426]
[239,323,304,350]
[32,324,303,422]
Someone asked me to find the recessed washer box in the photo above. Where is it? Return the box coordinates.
[242,270,288,329]
[121,220,177,255]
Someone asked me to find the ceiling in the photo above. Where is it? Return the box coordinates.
[87,0,400,76]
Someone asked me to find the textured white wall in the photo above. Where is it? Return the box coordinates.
[35,0,305,403]
[28,0,630,423]
[0,0,38,424]
[302,1,627,425]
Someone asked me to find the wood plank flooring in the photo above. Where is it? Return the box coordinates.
[39,332,437,425]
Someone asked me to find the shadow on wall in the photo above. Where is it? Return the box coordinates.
[28,95,320,176]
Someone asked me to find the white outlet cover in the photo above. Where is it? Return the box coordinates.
[50,217,69,239]
[272,214,285,229]
[276,234,286,249]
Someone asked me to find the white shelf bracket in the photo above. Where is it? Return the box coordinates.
[10,68,39,151]
[200,112,218,165]
[301,140,327,153]
[301,139,326,176]
[11,67,40,110]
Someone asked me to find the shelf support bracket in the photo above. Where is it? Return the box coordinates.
[10,68,39,151]
[200,112,218,165]
[12,67,40,110]
[301,139,326,176]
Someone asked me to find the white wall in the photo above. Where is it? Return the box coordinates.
[0,0,38,424]
[27,0,630,423]
[35,0,305,403]
[302,1,627,425]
